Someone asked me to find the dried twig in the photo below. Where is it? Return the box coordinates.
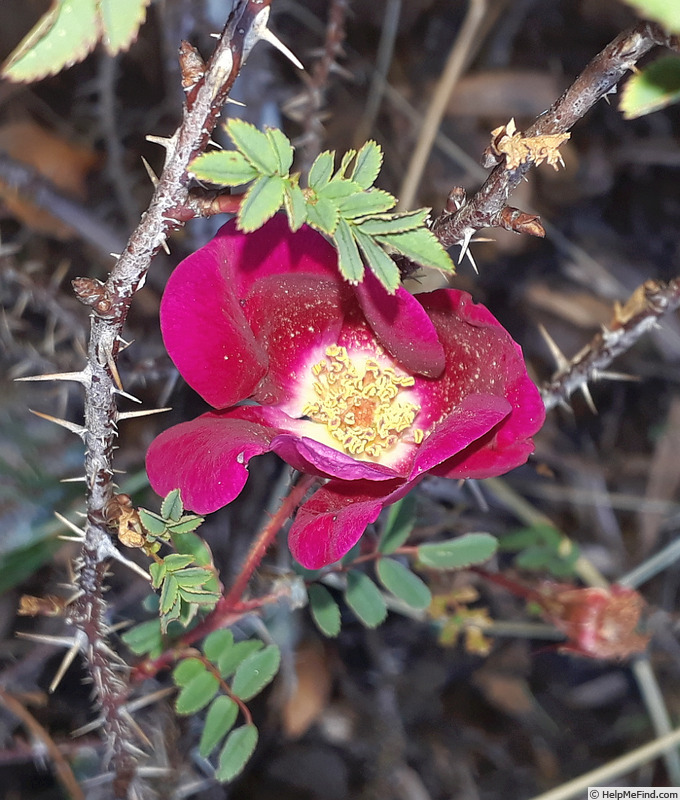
[430,21,676,250]
[541,278,680,411]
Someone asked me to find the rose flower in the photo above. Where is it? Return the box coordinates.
[146,215,545,568]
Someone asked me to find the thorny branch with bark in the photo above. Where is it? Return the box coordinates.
[36,2,275,794]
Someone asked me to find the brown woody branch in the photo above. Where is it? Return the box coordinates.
[62,2,274,794]
[541,278,680,411]
[430,21,675,250]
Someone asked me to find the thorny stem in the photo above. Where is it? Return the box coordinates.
[65,2,274,793]
[540,278,680,411]
[132,473,320,682]
[430,21,677,249]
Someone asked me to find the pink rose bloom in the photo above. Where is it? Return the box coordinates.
[146,215,545,568]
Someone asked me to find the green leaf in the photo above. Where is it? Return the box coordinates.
[163,554,195,572]
[317,177,361,200]
[178,587,221,605]
[350,140,383,189]
[216,725,258,782]
[203,630,235,664]
[149,561,166,589]
[138,509,167,536]
[305,194,339,234]
[160,574,180,615]
[231,645,281,701]
[172,657,205,687]
[354,209,429,236]
[376,558,432,610]
[265,127,294,175]
[283,182,308,231]
[199,696,239,757]
[376,228,455,273]
[2,0,99,83]
[226,118,280,174]
[352,228,400,293]
[175,670,220,715]
[98,0,150,54]
[161,489,184,522]
[121,619,163,657]
[418,533,498,570]
[336,190,396,218]
[308,583,341,637]
[345,571,387,628]
[174,567,214,586]
[167,515,204,534]
[336,148,357,178]
[237,175,285,232]
[379,493,416,553]
[333,218,364,283]
[308,151,335,190]
[622,0,680,33]
[190,150,260,186]
[620,56,680,119]
[217,640,264,679]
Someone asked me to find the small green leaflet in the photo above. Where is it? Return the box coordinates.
[175,669,220,715]
[308,583,341,637]
[350,141,383,189]
[216,725,259,782]
[161,489,184,522]
[376,558,432,610]
[345,570,387,628]
[190,151,260,186]
[231,645,281,701]
[418,533,498,570]
[199,696,239,757]
[98,0,151,54]
[238,175,286,232]
[333,218,366,283]
[620,56,680,119]
[216,639,264,679]
[2,0,150,83]
[622,0,680,33]
[227,119,283,175]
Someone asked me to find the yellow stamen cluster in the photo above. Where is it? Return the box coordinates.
[302,345,423,459]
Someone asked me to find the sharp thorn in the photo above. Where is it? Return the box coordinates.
[112,388,143,404]
[106,354,124,391]
[538,324,570,370]
[58,534,86,542]
[29,410,87,438]
[16,632,80,648]
[225,97,246,107]
[15,370,89,385]
[97,538,150,581]
[141,156,159,188]
[109,252,121,259]
[160,237,171,256]
[121,709,153,748]
[60,476,87,483]
[117,407,171,421]
[49,637,82,693]
[54,512,87,538]
[145,134,174,150]
[257,27,304,70]
[579,382,598,414]
[71,717,104,738]
[596,370,641,384]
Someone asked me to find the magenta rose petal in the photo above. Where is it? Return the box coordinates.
[354,270,445,377]
[288,480,398,569]
[272,434,400,481]
[409,394,511,479]
[146,413,276,514]
[160,239,268,409]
